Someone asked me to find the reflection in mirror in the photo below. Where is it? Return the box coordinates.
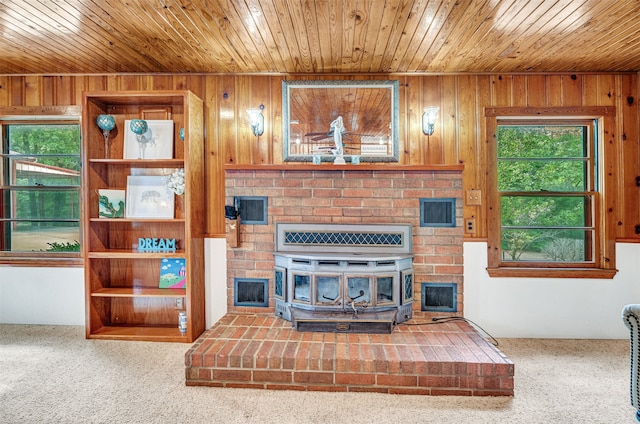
[282,80,399,162]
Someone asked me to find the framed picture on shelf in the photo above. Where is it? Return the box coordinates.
[159,258,187,289]
[125,175,174,219]
[97,189,126,218]
[124,119,174,159]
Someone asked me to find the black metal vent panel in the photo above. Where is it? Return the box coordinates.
[421,282,457,312]
[234,278,269,307]
[284,231,403,246]
[237,196,268,225]
[275,223,412,254]
[420,198,456,227]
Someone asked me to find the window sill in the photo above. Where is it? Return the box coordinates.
[0,257,83,268]
[486,267,618,279]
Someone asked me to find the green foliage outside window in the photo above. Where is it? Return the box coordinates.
[497,125,594,262]
[9,125,81,169]
[45,240,81,252]
[3,123,81,253]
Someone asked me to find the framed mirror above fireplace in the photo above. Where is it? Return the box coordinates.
[282,79,400,162]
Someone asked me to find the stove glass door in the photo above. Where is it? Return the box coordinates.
[346,276,371,306]
[293,273,311,303]
[376,274,395,306]
[315,274,342,305]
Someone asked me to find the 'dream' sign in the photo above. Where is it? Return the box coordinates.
[138,238,177,252]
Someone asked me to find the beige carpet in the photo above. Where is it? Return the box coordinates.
[0,324,634,424]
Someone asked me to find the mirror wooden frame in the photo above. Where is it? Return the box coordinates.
[282,80,400,162]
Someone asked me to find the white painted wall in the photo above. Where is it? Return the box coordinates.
[464,242,640,339]
[0,238,228,329]
[2,240,637,339]
[0,266,85,325]
[205,238,227,328]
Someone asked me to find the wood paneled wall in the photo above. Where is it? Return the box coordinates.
[0,73,638,241]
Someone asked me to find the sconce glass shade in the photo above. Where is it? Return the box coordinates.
[422,106,439,136]
[247,108,264,136]
[129,119,148,135]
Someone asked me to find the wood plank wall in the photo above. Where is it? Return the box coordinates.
[0,73,638,242]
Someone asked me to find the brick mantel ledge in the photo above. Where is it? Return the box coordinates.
[224,164,464,171]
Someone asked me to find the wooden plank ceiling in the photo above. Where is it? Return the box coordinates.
[2,0,640,74]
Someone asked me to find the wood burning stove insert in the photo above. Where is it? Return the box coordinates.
[273,223,414,333]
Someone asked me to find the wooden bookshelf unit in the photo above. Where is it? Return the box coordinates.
[82,91,205,342]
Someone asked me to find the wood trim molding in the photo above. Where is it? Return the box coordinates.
[0,258,83,267]
[224,164,464,171]
[484,106,616,117]
[487,267,618,279]
[0,105,81,117]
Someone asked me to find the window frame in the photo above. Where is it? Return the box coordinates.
[484,106,617,279]
[0,106,83,267]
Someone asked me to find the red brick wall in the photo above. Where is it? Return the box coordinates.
[225,169,463,317]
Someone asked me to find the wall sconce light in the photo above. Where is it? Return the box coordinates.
[422,106,439,136]
[247,105,264,136]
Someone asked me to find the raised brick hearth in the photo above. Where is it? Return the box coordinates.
[193,166,514,396]
[185,313,514,396]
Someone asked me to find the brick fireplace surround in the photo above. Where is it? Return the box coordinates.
[185,165,514,396]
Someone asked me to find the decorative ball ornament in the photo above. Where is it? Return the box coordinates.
[96,114,116,132]
[96,114,116,158]
[129,119,148,135]
[130,119,151,159]
[179,127,185,141]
